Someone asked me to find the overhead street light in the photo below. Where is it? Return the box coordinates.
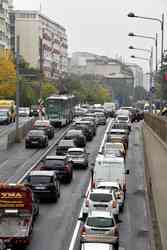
[128,32,158,71]
[131,55,150,61]
[129,46,151,53]
[128,12,164,67]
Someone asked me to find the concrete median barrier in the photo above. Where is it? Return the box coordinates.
[0,118,35,151]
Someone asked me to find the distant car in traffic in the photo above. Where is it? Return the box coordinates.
[33,120,55,139]
[27,170,60,201]
[83,189,119,221]
[67,148,89,169]
[56,139,77,156]
[64,129,86,147]
[25,130,48,148]
[41,155,73,183]
[0,109,11,125]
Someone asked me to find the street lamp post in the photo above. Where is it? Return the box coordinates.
[128,32,158,71]
[131,54,153,111]
[128,12,164,67]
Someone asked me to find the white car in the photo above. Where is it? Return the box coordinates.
[80,234,117,250]
[104,142,125,158]
[83,189,119,220]
[96,181,125,212]
[80,210,119,247]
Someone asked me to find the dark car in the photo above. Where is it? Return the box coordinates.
[71,124,92,141]
[67,148,89,169]
[76,121,95,137]
[41,155,73,183]
[25,130,48,148]
[56,139,77,156]
[81,117,97,133]
[95,112,106,125]
[0,109,11,125]
[29,105,39,117]
[64,129,86,147]
[33,120,55,139]
[27,170,60,201]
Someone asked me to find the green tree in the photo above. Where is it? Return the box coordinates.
[42,82,58,99]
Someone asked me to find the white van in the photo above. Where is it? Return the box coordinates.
[93,155,129,192]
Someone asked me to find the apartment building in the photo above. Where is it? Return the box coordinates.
[0,0,13,49]
[126,63,144,88]
[11,10,68,79]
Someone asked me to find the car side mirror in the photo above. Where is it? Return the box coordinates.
[126,169,130,175]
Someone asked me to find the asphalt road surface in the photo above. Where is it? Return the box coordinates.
[0,121,153,250]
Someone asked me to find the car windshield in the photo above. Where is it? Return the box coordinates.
[87,217,114,228]
[28,130,44,136]
[29,176,51,184]
[89,193,113,202]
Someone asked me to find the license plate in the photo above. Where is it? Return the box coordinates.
[31,141,38,144]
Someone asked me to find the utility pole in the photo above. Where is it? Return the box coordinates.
[16,36,20,142]
[39,37,43,99]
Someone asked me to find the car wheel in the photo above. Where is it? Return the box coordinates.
[25,144,29,149]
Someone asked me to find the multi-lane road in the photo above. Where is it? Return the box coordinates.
[0,121,154,250]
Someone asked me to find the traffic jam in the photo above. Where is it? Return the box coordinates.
[0,97,143,250]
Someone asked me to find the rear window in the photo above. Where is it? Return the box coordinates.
[118,117,128,121]
[28,130,44,136]
[87,217,114,228]
[68,151,83,156]
[90,193,113,202]
[45,159,64,168]
[29,176,52,184]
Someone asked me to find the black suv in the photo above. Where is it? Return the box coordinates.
[27,170,60,201]
[41,155,73,183]
[25,130,48,148]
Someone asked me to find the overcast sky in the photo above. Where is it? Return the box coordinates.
[14,0,166,72]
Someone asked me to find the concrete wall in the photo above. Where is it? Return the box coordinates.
[144,113,167,145]
[0,118,35,151]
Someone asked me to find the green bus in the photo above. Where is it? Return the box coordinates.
[45,95,76,127]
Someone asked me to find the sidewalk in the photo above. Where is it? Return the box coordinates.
[143,124,167,250]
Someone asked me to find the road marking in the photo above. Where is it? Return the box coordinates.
[69,180,91,250]
[0,159,9,170]
[69,119,113,250]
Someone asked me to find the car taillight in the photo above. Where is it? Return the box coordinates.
[64,165,70,172]
[91,181,95,189]
[123,184,126,192]
[80,225,86,235]
[85,200,89,207]
[112,200,117,208]
[41,166,47,170]
[114,226,119,236]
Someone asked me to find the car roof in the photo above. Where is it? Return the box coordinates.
[105,142,123,147]
[91,189,112,194]
[81,243,112,250]
[88,210,113,218]
[97,154,124,163]
[110,129,126,132]
[58,140,75,146]
[45,155,66,160]
[29,171,55,176]
[68,148,84,152]
[28,129,44,133]
[97,181,120,188]
[34,120,50,125]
